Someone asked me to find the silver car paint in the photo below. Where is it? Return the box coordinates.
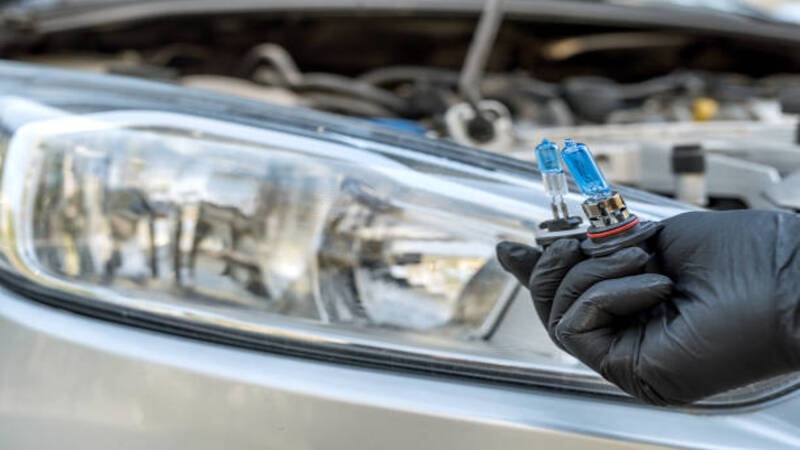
[2,286,800,449]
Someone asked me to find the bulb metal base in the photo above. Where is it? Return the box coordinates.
[580,191,663,256]
[581,192,631,228]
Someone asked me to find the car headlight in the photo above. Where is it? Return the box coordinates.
[0,62,796,407]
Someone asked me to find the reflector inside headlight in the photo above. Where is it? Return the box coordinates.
[0,64,795,407]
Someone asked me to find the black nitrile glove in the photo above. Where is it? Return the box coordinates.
[496,210,800,406]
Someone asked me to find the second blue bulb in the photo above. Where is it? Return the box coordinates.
[561,138,612,201]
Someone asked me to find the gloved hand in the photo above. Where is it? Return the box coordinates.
[496,210,800,406]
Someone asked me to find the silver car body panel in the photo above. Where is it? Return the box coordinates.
[2,286,800,449]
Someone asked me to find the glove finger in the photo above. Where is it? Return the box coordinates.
[529,238,585,327]
[554,273,672,375]
[496,241,541,286]
[557,273,674,336]
[548,247,650,340]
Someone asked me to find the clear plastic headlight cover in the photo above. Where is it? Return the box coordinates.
[6,106,527,331]
[0,62,796,407]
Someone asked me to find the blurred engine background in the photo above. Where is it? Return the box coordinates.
[4,0,800,212]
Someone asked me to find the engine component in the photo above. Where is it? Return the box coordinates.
[541,32,691,61]
[671,143,707,206]
[692,97,719,122]
[458,0,505,107]
[514,119,800,211]
[765,171,800,211]
[562,77,624,123]
[181,75,303,106]
[444,100,513,151]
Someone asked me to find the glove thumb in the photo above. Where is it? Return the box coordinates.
[496,241,541,286]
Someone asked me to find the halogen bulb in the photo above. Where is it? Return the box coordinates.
[557,138,661,257]
[535,138,562,174]
[535,139,569,220]
[561,138,612,201]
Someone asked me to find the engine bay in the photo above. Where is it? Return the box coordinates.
[5,8,800,210]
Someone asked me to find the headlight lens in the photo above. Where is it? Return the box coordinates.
[0,63,795,407]
[7,106,525,336]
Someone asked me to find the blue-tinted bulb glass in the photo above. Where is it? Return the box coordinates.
[535,139,562,173]
[561,139,612,200]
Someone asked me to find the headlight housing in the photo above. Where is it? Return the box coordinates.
[0,61,795,407]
